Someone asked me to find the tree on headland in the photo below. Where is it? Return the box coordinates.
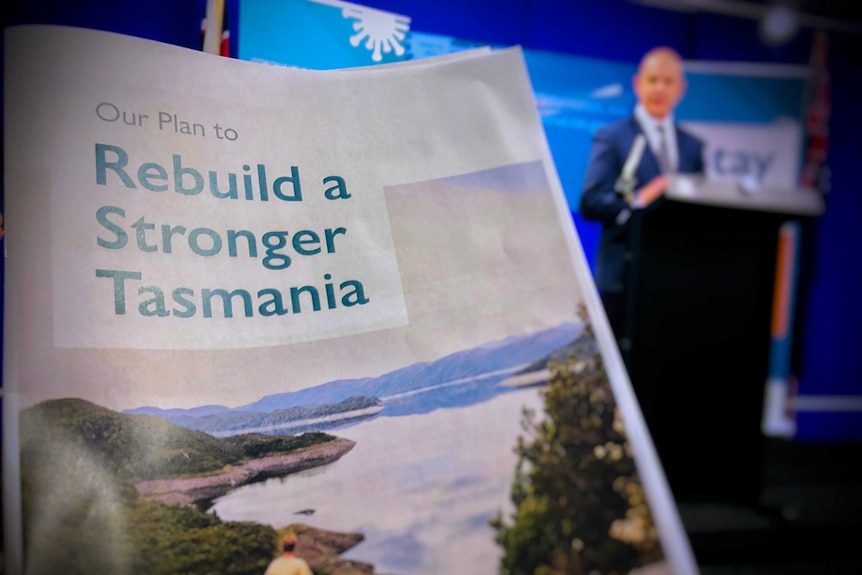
[492,307,663,575]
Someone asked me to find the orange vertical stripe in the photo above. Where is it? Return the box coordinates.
[771,227,795,338]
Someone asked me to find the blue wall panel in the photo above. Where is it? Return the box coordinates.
[797,55,862,401]
[528,0,693,60]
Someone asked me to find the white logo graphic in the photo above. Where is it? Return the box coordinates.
[590,83,624,99]
[311,0,411,62]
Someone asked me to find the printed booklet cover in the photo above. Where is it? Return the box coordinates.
[3,24,696,575]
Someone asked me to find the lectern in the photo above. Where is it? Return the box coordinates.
[624,175,824,505]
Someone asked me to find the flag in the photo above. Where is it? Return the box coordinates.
[800,30,830,192]
[200,0,230,57]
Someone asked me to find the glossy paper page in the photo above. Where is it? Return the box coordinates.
[3,24,696,575]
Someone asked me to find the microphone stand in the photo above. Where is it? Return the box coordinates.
[614,174,637,205]
[611,137,645,375]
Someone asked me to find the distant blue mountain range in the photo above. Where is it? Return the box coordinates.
[125,321,584,427]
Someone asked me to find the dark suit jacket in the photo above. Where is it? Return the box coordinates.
[579,115,705,294]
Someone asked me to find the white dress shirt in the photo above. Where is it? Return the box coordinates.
[634,103,678,173]
[614,104,678,223]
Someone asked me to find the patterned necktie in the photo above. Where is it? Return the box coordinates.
[657,125,672,174]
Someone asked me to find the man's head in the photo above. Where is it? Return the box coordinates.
[633,47,686,120]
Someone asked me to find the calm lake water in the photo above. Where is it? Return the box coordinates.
[209,385,545,574]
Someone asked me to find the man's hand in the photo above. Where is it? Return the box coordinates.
[635,175,667,208]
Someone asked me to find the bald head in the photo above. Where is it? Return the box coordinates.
[638,47,683,75]
[634,46,686,120]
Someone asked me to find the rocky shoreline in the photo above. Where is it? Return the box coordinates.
[288,524,377,575]
[134,436,391,574]
[135,437,357,507]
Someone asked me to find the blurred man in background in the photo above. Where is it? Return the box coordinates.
[579,46,705,362]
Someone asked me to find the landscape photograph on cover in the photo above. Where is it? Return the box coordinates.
[19,162,665,575]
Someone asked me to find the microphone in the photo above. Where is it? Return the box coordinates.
[615,134,646,203]
[622,134,647,181]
